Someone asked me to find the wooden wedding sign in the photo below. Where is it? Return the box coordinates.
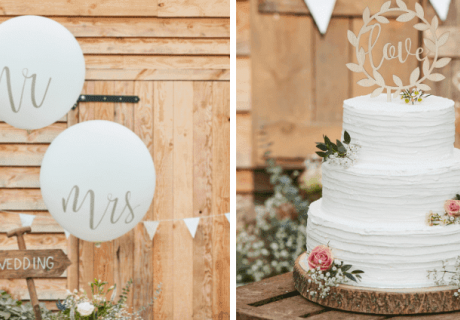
[1,226,71,320]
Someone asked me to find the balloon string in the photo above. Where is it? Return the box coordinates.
[0,210,230,222]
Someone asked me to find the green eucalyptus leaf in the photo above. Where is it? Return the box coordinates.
[338,146,347,153]
[316,151,328,158]
[324,135,332,146]
[316,143,328,151]
[344,273,357,282]
[344,131,351,144]
[341,264,352,272]
[351,270,364,274]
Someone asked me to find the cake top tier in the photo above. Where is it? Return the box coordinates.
[342,94,455,165]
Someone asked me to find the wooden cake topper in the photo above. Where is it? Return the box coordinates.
[346,0,451,102]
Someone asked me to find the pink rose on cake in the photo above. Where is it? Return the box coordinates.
[445,200,460,217]
[307,245,333,271]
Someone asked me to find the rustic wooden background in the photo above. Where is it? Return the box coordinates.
[0,1,230,319]
[236,0,460,204]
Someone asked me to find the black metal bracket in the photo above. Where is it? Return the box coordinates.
[72,95,140,110]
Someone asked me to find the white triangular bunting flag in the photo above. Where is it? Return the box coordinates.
[225,213,230,223]
[183,217,200,238]
[143,221,160,240]
[19,213,35,227]
[305,0,337,34]
[430,0,451,21]
[64,230,71,239]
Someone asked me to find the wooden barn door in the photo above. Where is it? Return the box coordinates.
[0,1,230,320]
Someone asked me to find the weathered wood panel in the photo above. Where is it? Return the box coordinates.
[153,81,174,320]
[0,0,159,16]
[0,279,67,300]
[237,1,251,56]
[0,17,229,38]
[157,0,229,17]
[0,211,63,233]
[85,55,229,70]
[258,0,418,16]
[236,113,252,168]
[0,123,65,143]
[112,81,135,310]
[0,234,67,251]
[212,82,230,319]
[0,145,47,166]
[133,81,154,319]
[78,38,229,55]
[0,189,45,210]
[315,18,349,122]
[236,170,254,194]
[92,81,115,301]
[251,0,314,165]
[0,167,40,188]
[85,69,230,81]
[236,57,251,112]
[193,82,213,320]
[173,81,195,319]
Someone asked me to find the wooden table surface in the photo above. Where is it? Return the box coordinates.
[236,272,460,319]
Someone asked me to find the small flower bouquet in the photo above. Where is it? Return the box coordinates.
[400,88,431,105]
[305,245,364,299]
[315,131,360,169]
[427,197,460,226]
[47,279,161,320]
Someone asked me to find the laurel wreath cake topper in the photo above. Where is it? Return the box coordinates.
[346,0,451,102]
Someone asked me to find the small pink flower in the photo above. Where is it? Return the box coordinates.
[445,200,460,217]
[307,245,333,271]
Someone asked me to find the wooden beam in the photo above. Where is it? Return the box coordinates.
[0,123,65,143]
[258,0,419,17]
[85,68,229,81]
[78,38,229,55]
[157,0,229,17]
[0,212,63,233]
[0,17,230,38]
[236,170,254,193]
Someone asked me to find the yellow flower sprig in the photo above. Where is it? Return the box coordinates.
[400,88,431,105]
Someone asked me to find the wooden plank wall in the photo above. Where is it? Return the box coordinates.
[0,1,230,320]
[236,0,460,197]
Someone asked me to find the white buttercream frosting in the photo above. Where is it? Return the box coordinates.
[306,94,460,288]
[343,94,455,165]
[307,200,460,288]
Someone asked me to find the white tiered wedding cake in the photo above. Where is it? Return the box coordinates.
[306,93,460,288]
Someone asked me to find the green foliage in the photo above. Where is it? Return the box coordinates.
[236,156,311,284]
[0,290,51,320]
[315,131,351,161]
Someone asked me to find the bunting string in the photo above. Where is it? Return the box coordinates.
[0,210,231,240]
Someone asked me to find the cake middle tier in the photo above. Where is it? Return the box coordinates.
[322,148,460,225]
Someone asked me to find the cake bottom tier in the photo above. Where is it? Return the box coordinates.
[307,199,460,288]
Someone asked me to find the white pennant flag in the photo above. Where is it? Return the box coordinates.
[183,217,200,238]
[305,0,337,34]
[225,213,230,223]
[143,221,160,240]
[430,0,451,21]
[19,213,35,227]
[64,230,71,239]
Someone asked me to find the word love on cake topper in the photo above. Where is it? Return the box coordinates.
[346,0,451,102]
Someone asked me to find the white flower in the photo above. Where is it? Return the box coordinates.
[77,302,95,316]
[455,292,459,297]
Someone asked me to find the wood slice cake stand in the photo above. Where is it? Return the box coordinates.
[294,252,460,315]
